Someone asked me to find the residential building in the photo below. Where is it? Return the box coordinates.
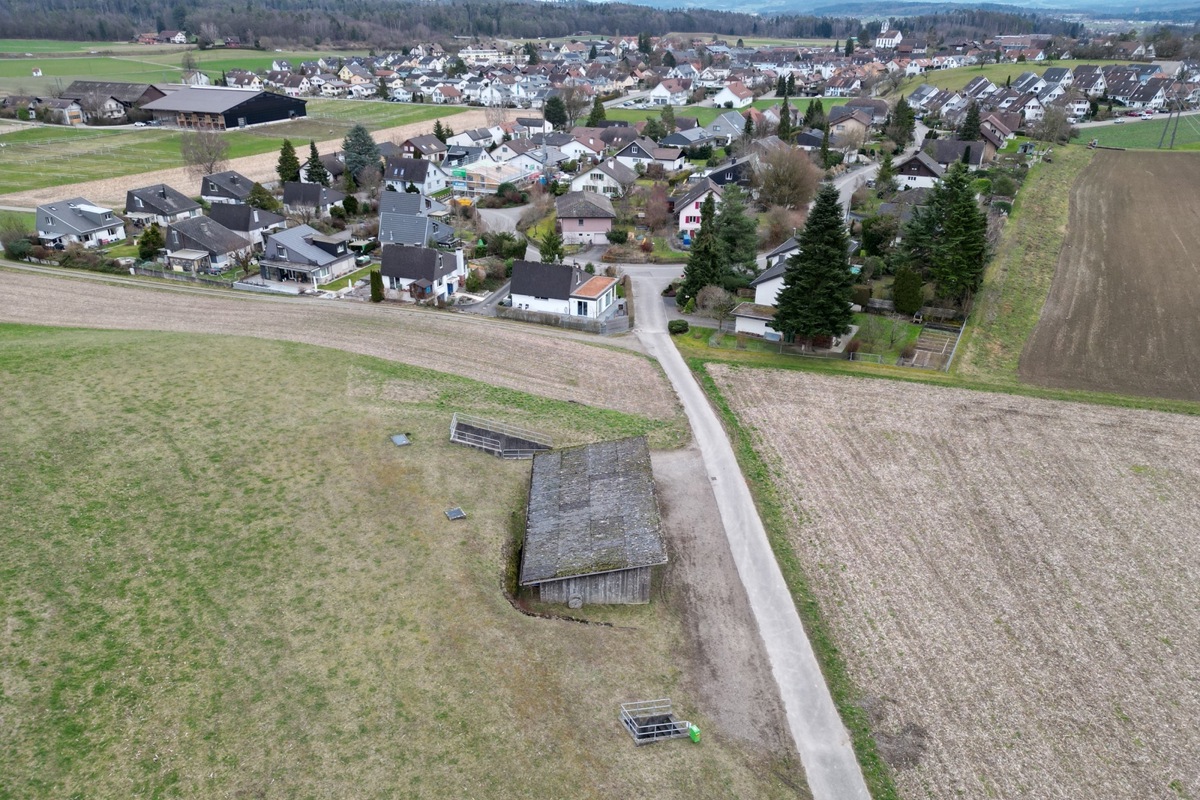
[200,171,254,204]
[510,260,619,318]
[36,198,125,249]
[206,203,286,248]
[164,216,252,273]
[555,191,615,245]
[378,244,467,300]
[259,225,355,284]
[569,158,637,197]
[125,184,202,228]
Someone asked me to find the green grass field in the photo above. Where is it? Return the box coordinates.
[883,59,1135,99]
[1088,115,1200,151]
[0,323,799,799]
[608,97,849,128]
[0,39,128,53]
[0,102,463,196]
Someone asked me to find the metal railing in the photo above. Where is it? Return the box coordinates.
[449,412,552,459]
[619,699,692,745]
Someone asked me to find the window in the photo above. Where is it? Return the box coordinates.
[578,218,583,226]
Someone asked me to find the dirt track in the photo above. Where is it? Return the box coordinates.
[0,110,490,209]
[0,268,678,421]
[1019,150,1200,401]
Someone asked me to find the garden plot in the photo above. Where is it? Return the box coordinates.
[711,364,1200,800]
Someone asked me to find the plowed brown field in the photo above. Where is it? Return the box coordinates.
[1020,150,1200,401]
[712,365,1200,800]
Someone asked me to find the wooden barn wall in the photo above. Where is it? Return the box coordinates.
[538,567,651,605]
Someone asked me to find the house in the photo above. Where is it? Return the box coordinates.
[399,134,448,162]
[700,156,754,188]
[164,216,252,273]
[828,107,872,146]
[36,198,126,249]
[378,208,457,247]
[61,80,166,119]
[41,98,84,126]
[703,110,747,145]
[518,436,667,606]
[201,171,254,204]
[282,182,346,217]
[179,70,211,87]
[510,260,619,318]
[674,178,722,236]
[648,78,692,106]
[125,184,202,227]
[378,244,467,300]
[446,127,497,149]
[613,138,686,173]
[569,157,638,197]
[259,225,355,284]
[140,86,306,129]
[843,97,890,126]
[895,151,945,188]
[733,260,787,336]
[712,81,754,109]
[383,157,450,195]
[924,137,991,170]
[555,192,615,245]
[205,203,286,248]
[378,190,448,219]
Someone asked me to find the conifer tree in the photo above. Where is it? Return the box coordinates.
[138,223,164,261]
[804,97,826,131]
[277,138,301,184]
[714,184,757,279]
[247,182,281,211]
[304,141,330,187]
[660,104,676,134]
[876,150,897,191]
[586,96,606,127]
[777,96,792,141]
[679,194,726,304]
[342,123,382,182]
[770,182,854,344]
[959,101,981,141]
[928,162,988,302]
[743,114,754,140]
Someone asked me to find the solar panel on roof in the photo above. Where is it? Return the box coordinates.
[445,507,466,521]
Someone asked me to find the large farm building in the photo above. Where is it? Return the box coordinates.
[141,86,306,129]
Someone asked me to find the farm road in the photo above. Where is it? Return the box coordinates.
[0,109,490,210]
[626,264,871,800]
[0,265,677,420]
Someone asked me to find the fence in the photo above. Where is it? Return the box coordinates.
[132,265,234,288]
[449,413,552,459]
[496,305,629,334]
[619,699,694,745]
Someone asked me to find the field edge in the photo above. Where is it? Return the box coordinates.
[688,358,900,800]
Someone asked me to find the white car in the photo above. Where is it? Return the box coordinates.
[133,121,146,127]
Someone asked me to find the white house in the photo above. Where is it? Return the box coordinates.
[613,138,686,173]
[712,81,753,109]
[36,197,126,249]
[674,178,722,237]
[732,260,787,336]
[125,184,202,228]
[383,156,450,195]
[876,30,903,49]
[510,260,618,319]
[648,78,691,106]
[379,245,467,301]
[569,158,638,197]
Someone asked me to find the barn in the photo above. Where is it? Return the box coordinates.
[519,436,667,606]
[140,86,306,129]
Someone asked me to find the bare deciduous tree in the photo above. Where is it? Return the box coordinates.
[696,284,737,330]
[755,146,823,210]
[180,130,231,178]
[485,105,509,127]
[558,84,589,128]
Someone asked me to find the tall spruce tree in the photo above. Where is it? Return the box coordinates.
[342,123,382,183]
[679,194,726,304]
[304,141,330,187]
[929,162,988,302]
[715,184,758,279]
[585,96,606,127]
[660,104,676,134]
[277,138,301,184]
[804,97,826,131]
[887,96,916,147]
[743,114,755,140]
[876,150,897,191]
[777,96,792,141]
[959,101,981,141]
[770,182,855,344]
[543,96,567,129]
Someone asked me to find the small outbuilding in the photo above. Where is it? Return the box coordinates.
[519,436,667,606]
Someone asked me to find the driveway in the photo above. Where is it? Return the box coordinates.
[625,264,871,800]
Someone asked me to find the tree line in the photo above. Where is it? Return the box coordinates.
[0,0,863,47]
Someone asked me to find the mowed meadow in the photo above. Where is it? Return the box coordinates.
[710,365,1200,800]
[0,325,798,799]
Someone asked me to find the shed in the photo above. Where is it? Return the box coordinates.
[519,436,667,606]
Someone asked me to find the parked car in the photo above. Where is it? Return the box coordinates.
[1140,111,1154,119]
[1125,110,1141,117]
[1113,117,1126,124]
[355,254,372,266]
[133,121,146,127]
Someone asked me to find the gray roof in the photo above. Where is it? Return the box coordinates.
[674,177,722,209]
[263,224,350,267]
[141,86,283,114]
[166,216,250,256]
[201,171,253,201]
[379,245,457,281]
[36,197,118,236]
[378,213,455,247]
[282,181,345,208]
[206,202,285,233]
[519,436,667,585]
[924,138,985,167]
[751,259,787,287]
[555,191,615,219]
[511,260,590,301]
[126,184,200,217]
[62,80,159,105]
[384,156,432,185]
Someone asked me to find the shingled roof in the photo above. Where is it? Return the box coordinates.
[555,191,615,219]
[519,436,667,586]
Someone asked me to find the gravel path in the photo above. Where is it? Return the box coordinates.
[0,110,491,210]
[0,267,678,420]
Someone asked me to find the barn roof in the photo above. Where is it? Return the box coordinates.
[519,436,666,585]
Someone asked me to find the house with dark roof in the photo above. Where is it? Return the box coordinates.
[568,157,637,198]
[555,191,615,245]
[383,156,451,195]
[673,177,722,236]
[164,216,252,273]
[205,203,286,248]
[519,436,667,606]
[141,86,306,129]
[125,184,202,227]
[378,190,448,218]
[378,210,457,248]
[923,137,991,170]
[200,171,254,204]
[700,155,754,188]
[509,259,618,319]
[36,198,126,249]
[259,224,355,284]
[378,244,467,300]
[398,134,448,162]
[613,138,686,173]
[61,81,165,118]
[282,182,345,217]
[895,151,945,188]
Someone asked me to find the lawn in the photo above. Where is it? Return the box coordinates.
[0,39,131,53]
[1087,114,1200,151]
[0,324,799,799]
[317,263,374,291]
[882,59,1134,99]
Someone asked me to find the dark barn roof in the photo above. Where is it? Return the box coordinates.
[519,436,666,586]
